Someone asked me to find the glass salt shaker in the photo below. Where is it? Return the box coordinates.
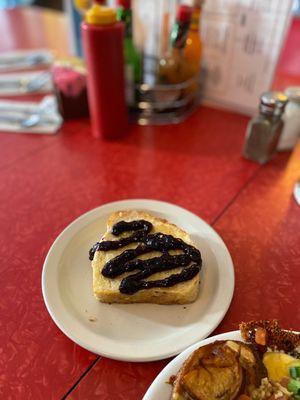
[277,87,300,151]
[243,91,288,164]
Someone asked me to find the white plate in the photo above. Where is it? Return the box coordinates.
[42,199,234,362]
[143,331,241,399]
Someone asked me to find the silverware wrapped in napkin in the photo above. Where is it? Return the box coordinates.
[0,96,62,134]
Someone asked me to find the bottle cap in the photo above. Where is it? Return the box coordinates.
[74,0,90,12]
[116,0,131,9]
[86,5,117,25]
[285,87,300,103]
[260,91,288,116]
[176,5,193,23]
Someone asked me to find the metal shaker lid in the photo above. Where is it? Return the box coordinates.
[260,91,288,115]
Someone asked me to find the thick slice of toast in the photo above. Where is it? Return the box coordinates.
[92,210,201,304]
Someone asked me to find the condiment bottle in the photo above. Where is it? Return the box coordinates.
[116,0,141,106]
[277,87,300,151]
[243,91,288,164]
[81,4,128,139]
[184,0,203,76]
[158,5,193,84]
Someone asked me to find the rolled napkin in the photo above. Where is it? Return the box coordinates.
[0,71,53,96]
[0,96,62,134]
[0,49,53,72]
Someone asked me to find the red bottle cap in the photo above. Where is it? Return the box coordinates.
[176,4,192,23]
[116,0,131,9]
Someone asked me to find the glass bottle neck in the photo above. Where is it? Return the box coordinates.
[117,8,132,38]
[171,20,191,49]
[190,7,201,32]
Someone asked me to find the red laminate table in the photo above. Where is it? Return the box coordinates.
[0,7,299,400]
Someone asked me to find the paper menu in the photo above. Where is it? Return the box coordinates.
[200,0,294,115]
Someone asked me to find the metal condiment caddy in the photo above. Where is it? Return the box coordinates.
[121,0,203,125]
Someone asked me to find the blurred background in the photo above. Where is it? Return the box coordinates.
[24,0,300,13]
[0,0,299,130]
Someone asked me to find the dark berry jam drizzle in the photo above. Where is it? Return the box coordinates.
[89,219,202,294]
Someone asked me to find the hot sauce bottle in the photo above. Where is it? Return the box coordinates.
[81,3,128,139]
[158,5,193,85]
[184,0,203,76]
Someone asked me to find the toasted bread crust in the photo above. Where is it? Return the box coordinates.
[106,210,190,240]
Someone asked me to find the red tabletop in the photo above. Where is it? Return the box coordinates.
[0,7,299,400]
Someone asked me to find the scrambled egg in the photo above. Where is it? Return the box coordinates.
[263,352,300,381]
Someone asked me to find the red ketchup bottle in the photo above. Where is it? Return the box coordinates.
[81,4,128,139]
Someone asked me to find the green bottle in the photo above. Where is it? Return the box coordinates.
[117,0,141,106]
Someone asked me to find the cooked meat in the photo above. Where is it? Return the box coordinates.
[239,320,300,354]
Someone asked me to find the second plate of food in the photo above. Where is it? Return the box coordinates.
[144,320,300,399]
[143,330,242,399]
[42,199,234,361]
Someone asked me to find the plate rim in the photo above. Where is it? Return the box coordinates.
[143,330,241,400]
[41,199,235,362]
[143,328,300,399]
